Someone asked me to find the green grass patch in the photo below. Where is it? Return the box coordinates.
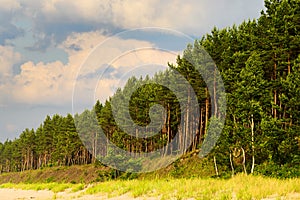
[1,175,299,199]
[85,175,300,199]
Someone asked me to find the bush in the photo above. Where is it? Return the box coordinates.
[255,162,300,178]
[95,170,113,182]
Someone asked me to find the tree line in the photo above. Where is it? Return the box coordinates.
[0,0,299,177]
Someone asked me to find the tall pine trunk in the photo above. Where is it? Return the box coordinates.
[250,114,255,174]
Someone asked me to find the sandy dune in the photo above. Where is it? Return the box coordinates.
[0,188,53,200]
[0,188,160,200]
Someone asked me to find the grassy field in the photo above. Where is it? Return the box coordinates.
[1,174,299,199]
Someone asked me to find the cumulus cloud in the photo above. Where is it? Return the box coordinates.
[70,31,179,108]
[0,0,21,11]
[0,45,24,105]
[0,45,22,79]
[11,61,68,105]
[30,0,264,34]
[3,31,178,107]
[3,0,264,51]
[7,31,97,105]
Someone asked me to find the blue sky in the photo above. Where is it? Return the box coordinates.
[0,0,265,142]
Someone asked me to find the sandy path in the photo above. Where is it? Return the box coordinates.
[0,188,53,200]
[0,188,160,200]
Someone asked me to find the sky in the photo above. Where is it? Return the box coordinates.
[0,0,265,142]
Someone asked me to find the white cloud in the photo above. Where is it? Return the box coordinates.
[110,0,195,31]
[3,31,178,107]
[40,0,112,23]
[18,0,264,36]
[12,61,68,105]
[0,45,22,78]
[0,0,264,57]
[0,0,21,11]
[6,31,107,105]
[71,31,179,107]
[30,0,196,33]
[125,0,263,32]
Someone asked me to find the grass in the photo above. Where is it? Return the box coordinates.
[84,174,300,199]
[0,175,299,199]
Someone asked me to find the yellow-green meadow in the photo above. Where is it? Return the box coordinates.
[1,175,299,200]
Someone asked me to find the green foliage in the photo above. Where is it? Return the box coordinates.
[255,163,300,178]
